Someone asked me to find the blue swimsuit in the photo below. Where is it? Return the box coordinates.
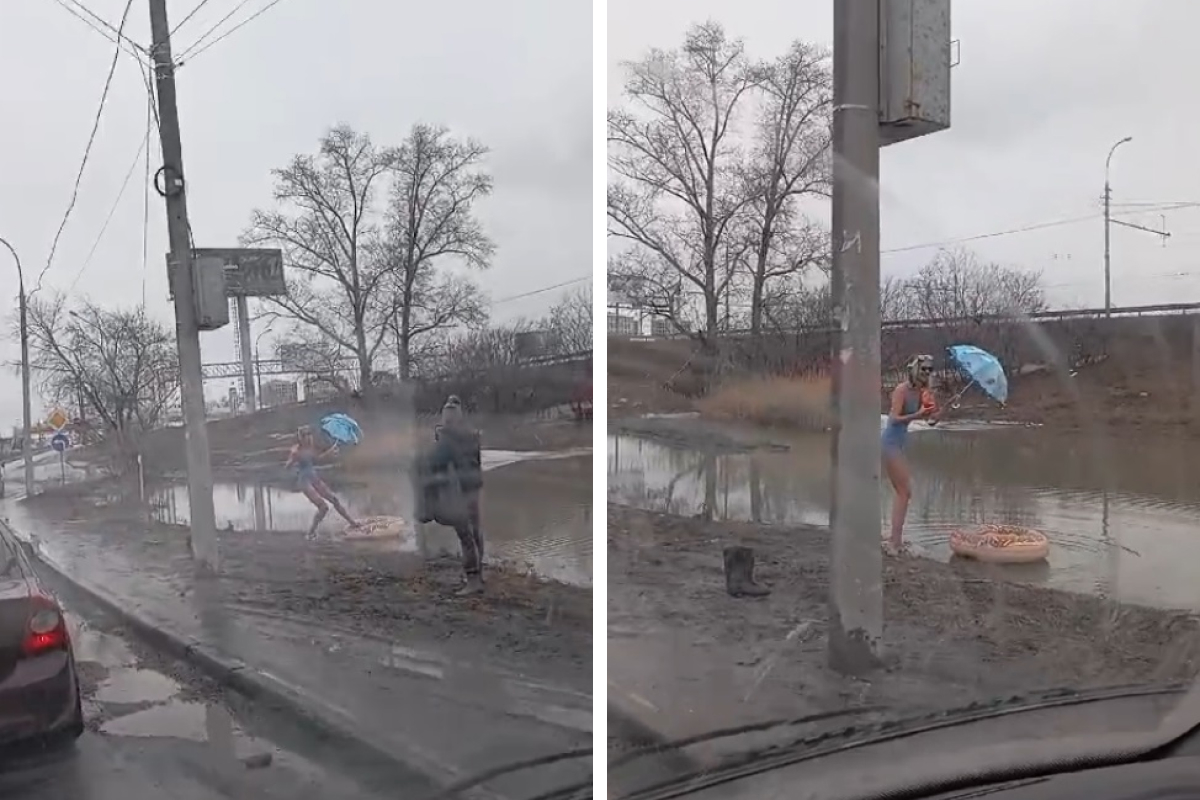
[881,387,921,454]
[293,447,318,488]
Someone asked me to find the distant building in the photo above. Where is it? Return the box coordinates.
[303,378,340,403]
[608,312,639,337]
[262,379,299,408]
[650,316,673,337]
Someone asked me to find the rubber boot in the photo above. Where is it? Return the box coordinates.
[456,574,485,597]
[723,546,771,598]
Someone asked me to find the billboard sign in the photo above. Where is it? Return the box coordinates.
[168,248,286,298]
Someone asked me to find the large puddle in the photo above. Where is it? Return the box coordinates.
[608,423,1200,610]
[151,450,593,587]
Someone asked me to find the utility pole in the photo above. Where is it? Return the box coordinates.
[235,297,256,412]
[0,237,34,499]
[1103,136,1169,316]
[827,0,883,674]
[148,0,219,571]
[1103,136,1131,317]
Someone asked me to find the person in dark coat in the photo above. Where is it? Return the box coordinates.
[417,396,485,595]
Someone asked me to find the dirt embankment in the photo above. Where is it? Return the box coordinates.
[608,503,1200,740]
[609,333,1200,436]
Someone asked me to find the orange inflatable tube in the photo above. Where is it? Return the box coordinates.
[949,524,1050,564]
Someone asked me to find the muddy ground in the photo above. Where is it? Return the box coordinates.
[24,486,591,686]
[608,502,1200,744]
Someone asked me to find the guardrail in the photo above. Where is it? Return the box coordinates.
[612,302,1200,341]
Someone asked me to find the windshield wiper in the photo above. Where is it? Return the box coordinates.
[615,682,1189,800]
[609,704,883,771]
[422,745,591,800]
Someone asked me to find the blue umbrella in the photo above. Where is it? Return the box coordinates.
[947,344,1009,405]
[319,413,362,445]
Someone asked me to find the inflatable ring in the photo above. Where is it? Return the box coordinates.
[949,524,1049,564]
[341,515,408,540]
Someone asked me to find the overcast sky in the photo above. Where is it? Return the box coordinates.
[609,0,1200,315]
[0,0,590,430]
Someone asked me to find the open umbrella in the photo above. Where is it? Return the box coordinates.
[319,412,362,445]
[947,344,1009,406]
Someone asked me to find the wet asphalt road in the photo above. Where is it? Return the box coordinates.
[0,593,392,799]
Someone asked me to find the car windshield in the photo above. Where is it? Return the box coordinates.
[606,0,1200,788]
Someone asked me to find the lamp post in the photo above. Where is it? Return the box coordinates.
[0,236,34,498]
[1103,136,1133,316]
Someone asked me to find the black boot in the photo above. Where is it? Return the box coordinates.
[723,546,771,598]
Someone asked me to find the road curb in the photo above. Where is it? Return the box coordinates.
[1,519,472,799]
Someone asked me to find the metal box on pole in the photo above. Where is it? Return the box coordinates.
[878,0,952,146]
[192,256,230,330]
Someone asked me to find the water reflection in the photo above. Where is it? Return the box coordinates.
[608,428,1200,610]
[151,454,593,587]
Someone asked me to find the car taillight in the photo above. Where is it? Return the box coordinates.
[23,597,68,656]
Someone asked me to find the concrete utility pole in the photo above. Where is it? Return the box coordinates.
[0,237,34,499]
[827,0,883,674]
[1103,136,1132,317]
[235,297,256,412]
[1103,136,1170,316]
[148,0,219,571]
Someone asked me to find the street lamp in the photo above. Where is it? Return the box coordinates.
[0,236,34,498]
[1104,136,1133,316]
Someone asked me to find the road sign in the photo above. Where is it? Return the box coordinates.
[50,432,69,453]
[46,408,69,431]
[167,248,287,299]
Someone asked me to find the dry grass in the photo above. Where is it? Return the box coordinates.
[696,374,833,430]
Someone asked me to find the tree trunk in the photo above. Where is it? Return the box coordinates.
[398,303,413,380]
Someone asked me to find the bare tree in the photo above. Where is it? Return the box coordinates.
[23,294,177,472]
[881,275,917,321]
[760,279,833,330]
[744,41,832,335]
[244,125,396,390]
[545,286,593,354]
[608,22,760,340]
[380,124,493,379]
[902,248,1047,320]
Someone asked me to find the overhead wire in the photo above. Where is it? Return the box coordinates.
[174,0,263,64]
[49,0,145,64]
[176,0,287,65]
[34,0,136,297]
[880,213,1103,256]
[170,0,215,35]
[492,276,590,306]
[180,0,287,63]
[65,114,154,296]
[142,82,155,307]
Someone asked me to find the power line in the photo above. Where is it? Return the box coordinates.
[175,0,252,62]
[492,276,589,306]
[65,118,154,295]
[881,214,1102,256]
[142,83,155,307]
[34,0,136,296]
[49,0,145,63]
[170,0,215,35]
[177,0,287,65]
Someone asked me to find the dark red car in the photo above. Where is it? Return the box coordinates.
[0,527,83,748]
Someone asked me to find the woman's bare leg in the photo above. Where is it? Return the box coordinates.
[302,485,329,538]
[316,483,357,526]
[883,452,912,549]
